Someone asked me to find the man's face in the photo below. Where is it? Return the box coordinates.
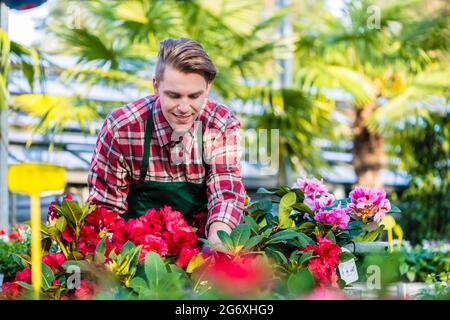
[153,65,211,133]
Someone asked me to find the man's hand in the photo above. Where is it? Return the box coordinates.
[207,221,232,244]
[202,221,232,255]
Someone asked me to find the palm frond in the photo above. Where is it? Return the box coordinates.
[11,94,100,143]
[296,62,376,107]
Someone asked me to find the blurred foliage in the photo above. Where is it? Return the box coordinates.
[388,111,449,243]
[292,0,449,186]
[39,0,286,101]
[398,245,450,283]
[0,237,28,280]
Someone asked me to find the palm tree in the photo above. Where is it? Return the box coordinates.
[36,0,287,100]
[293,0,449,188]
[9,0,299,152]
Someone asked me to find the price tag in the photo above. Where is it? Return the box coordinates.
[338,258,359,284]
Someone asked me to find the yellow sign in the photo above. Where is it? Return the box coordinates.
[7,163,67,299]
[7,163,66,196]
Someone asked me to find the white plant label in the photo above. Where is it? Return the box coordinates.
[338,258,359,284]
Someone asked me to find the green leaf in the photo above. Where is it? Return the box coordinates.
[55,216,67,233]
[61,200,83,226]
[291,188,305,203]
[80,202,96,222]
[144,251,167,291]
[325,231,336,244]
[287,269,315,296]
[399,262,409,275]
[231,224,251,247]
[266,229,300,245]
[247,198,273,213]
[41,263,55,290]
[298,250,314,266]
[264,247,288,265]
[406,270,416,282]
[347,221,364,230]
[279,192,297,228]
[217,230,235,251]
[16,281,34,291]
[244,235,264,249]
[389,204,402,213]
[297,233,315,248]
[298,222,315,232]
[256,187,276,195]
[129,277,147,293]
[292,203,313,216]
[119,241,136,256]
[244,216,260,234]
[95,237,106,263]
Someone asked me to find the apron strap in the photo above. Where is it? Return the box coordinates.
[139,105,209,182]
[140,110,153,182]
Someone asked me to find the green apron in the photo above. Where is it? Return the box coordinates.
[123,111,208,221]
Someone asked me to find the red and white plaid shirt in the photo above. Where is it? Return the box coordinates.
[87,94,245,233]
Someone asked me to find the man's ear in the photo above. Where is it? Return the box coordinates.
[153,77,159,95]
[206,81,212,94]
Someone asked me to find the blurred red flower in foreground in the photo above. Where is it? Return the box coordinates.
[197,253,274,297]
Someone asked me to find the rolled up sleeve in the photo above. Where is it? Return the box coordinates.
[87,115,130,213]
[204,115,246,236]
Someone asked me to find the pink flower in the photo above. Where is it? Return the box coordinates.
[348,186,391,224]
[314,206,350,230]
[293,177,328,198]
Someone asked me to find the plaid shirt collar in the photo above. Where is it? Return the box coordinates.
[152,96,201,153]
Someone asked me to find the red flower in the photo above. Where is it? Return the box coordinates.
[47,201,59,225]
[9,231,18,240]
[139,235,169,263]
[61,226,75,242]
[199,254,274,297]
[78,225,100,255]
[14,268,32,283]
[302,236,340,288]
[191,212,207,239]
[0,229,6,236]
[162,206,192,234]
[42,253,66,273]
[1,268,32,299]
[74,280,97,300]
[63,193,73,201]
[175,246,200,268]
[1,282,21,299]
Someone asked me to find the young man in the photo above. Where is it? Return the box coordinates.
[87,38,245,245]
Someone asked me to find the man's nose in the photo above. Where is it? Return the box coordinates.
[177,100,191,113]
